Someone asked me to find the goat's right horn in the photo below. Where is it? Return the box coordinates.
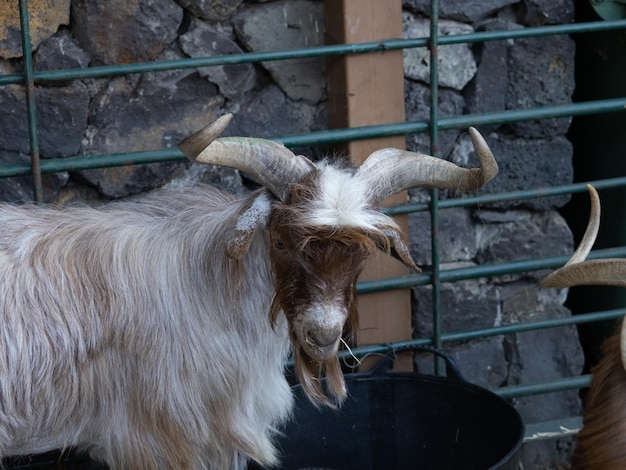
[179,114,314,198]
[355,127,498,203]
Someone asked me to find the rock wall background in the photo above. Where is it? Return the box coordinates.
[0,0,580,468]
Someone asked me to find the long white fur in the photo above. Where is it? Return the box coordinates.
[0,184,292,469]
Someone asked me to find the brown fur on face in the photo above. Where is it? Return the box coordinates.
[572,334,626,469]
[269,226,371,406]
[267,177,400,406]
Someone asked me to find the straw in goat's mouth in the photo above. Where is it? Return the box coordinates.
[303,335,335,360]
[340,337,361,366]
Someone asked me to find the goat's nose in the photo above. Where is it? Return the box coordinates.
[307,328,340,347]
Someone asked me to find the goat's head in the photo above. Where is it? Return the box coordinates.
[541,185,626,371]
[179,114,498,405]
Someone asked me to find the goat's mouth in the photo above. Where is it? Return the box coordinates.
[301,334,340,361]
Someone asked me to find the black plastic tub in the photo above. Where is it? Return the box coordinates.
[274,346,524,470]
[2,451,103,469]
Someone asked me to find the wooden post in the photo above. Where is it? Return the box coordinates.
[324,0,412,369]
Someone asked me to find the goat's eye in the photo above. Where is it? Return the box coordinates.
[274,239,286,250]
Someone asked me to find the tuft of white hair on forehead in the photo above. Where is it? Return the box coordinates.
[301,163,397,231]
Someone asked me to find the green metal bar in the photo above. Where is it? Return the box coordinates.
[443,308,626,343]
[495,375,591,399]
[429,0,443,364]
[0,148,182,178]
[1,19,625,86]
[338,309,625,361]
[438,18,626,45]
[356,246,626,293]
[281,97,626,145]
[1,97,625,178]
[18,0,43,202]
[385,176,626,215]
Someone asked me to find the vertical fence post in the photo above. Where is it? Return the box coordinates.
[18,0,43,203]
[429,0,443,372]
[324,0,412,370]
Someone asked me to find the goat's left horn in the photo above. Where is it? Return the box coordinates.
[179,114,313,198]
[541,259,626,289]
[539,185,626,288]
[355,127,498,203]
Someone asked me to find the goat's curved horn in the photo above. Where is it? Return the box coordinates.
[179,114,313,198]
[539,185,626,288]
[355,127,498,203]
[561,184,601,268]
[541,259,626,289]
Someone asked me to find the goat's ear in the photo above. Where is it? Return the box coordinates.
[225,190,273,259]
[380,228,421,272]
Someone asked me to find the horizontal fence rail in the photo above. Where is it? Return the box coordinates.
[356,246,626,294]
[1,19,626,86]
[1,97,625,177]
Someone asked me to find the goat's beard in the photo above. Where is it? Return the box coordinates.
[293,345,346,407]
[290,299,359,407]
[270,283,360,407]
[269,300,348,407]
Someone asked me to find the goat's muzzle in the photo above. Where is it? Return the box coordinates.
[297,314,344,361]
[302,330,341,361]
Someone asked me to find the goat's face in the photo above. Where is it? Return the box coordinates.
[267,167,399,405]
[269,224,368,362]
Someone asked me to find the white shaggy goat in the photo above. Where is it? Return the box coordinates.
[0,114,497,469]
[542,185,626,469]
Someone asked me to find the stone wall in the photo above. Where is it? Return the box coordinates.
[0,0,579,468]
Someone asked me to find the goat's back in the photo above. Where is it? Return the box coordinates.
[0,185,293,468]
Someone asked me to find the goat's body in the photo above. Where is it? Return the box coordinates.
[0,185,292,469]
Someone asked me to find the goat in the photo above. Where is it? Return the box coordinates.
[0,113,497,469]
[541,184,626,469]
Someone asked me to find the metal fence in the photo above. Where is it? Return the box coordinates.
[3,0,626,452]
